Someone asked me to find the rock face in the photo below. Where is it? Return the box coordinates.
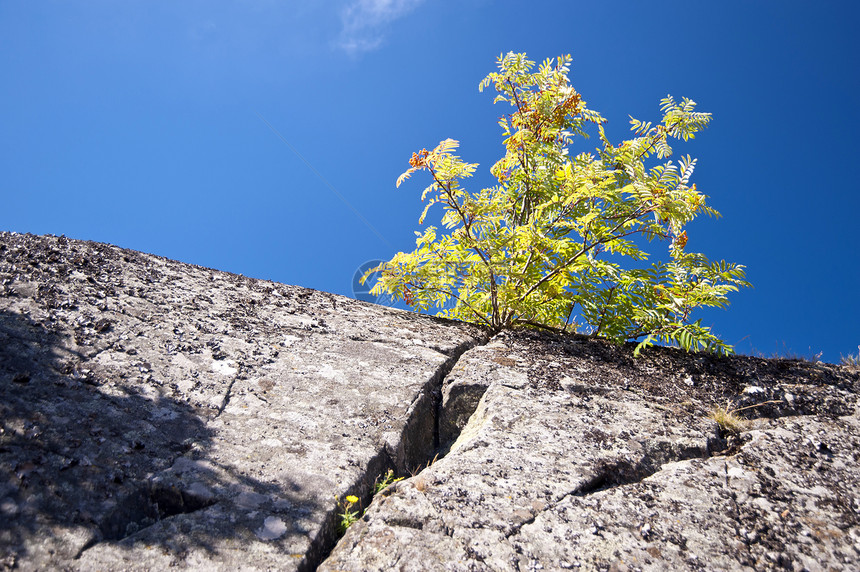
[2,232,859,571]
[324,332,860,571]
[0,232,484,570]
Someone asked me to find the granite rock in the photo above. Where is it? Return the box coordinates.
[2,232,858,571]
[0,232,485,570]
[323,331,860,571]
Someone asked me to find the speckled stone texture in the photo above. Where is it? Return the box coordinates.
[2,232,858,572]
[322,331,860,571]
[0,232,484,571]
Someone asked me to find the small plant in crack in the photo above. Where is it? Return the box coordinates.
[709,399,784,434]
[709,403,748,433]
[337,470,404,533]
[373,469,404,494]
[337,495,360,533]
[409,453,440,477]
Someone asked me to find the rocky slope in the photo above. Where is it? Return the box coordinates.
[0,232,484,570]
[1,232,858,571]
[325,331,860,571]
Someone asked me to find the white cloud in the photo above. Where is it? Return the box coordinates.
[336,0,424,55]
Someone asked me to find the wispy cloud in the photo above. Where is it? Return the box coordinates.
[336,0,424,56]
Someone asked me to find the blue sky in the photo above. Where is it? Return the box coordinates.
[2,1,858,363]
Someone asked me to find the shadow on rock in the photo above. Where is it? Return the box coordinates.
[0,309,319,567]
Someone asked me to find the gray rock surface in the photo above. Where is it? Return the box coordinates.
[323,331,860,571]
[0,232,485,570]
[2,232,858,571]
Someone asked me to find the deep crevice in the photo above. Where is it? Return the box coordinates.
[299,446,396,572]
[429,334,493,454]
[307,331,491,571]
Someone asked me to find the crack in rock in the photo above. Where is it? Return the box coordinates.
[76,479,218,557]
[320,328,859,570]
[502,443,716,542]
[215,375,239,417]
[309,333,491,570]
[2,232,492,571]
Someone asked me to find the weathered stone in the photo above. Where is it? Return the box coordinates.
[322,330,860,571]
[3,232,859,571]
[0,232,485,570]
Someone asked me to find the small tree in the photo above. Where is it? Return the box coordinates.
[366,52,749,355]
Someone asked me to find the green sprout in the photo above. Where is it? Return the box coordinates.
[373,469,404,494]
